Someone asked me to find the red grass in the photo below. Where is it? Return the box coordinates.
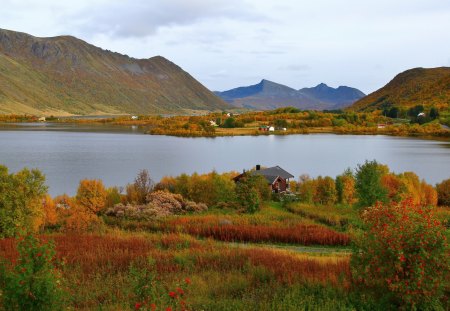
[162,217,350,246]
[0,234,349,286]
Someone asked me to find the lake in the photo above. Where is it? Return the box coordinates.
[0,123,449,195]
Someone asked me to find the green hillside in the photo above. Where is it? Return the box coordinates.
[0,28,229,115]
[350,67,450,112]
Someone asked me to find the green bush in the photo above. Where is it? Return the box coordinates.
[0,233,65,311]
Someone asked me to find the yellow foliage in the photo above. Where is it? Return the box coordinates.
[76,179,107,214]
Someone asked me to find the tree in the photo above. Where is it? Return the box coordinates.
[387,107,399,118]
[105,187,122,208]
[274,119,288,128]
[436,178,450,206]
[351,200,448,309]
[0,165,48,237]
[134,169,154,204]
[429,107,439,120]
[336,169,356,205]
[314,176,337,205]
[42,194,58,228]
[298,174,315,203]
[76,179,107,214]
[235,173,261,213]
[355,160,388,207]
[222,117,237,128]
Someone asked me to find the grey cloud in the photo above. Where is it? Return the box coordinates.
[69,0,265,38]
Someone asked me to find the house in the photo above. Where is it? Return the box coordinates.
[233,165,295,193]
[377,123,386,129]
[38,116,46,122]
[268,126,275,132]
[417,112,425,117]
[131,116,139,120]
[209,120,218,127]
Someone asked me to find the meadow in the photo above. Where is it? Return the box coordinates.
[0,162,449,310]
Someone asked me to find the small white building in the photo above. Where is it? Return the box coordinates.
[38,117,46,122]
[417,112,425,117]
[131,116,139,120]
[268,126,275,132]
[209,120,218,127]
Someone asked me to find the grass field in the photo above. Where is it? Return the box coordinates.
[1,202,448,310]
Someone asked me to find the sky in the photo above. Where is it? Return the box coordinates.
[2,0,450,94]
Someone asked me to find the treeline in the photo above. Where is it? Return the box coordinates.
[1,162,449,238]
[291,160,440,208]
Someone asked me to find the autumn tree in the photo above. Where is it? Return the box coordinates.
[105,186,122,208]
[0,165,48,237]
[125,170,154,204]
[298,174,315,203]
[76,179,107,214]
[436,178,450,206]
[42,194,58,229]
[314,176,337,205]
[335,169,356,205]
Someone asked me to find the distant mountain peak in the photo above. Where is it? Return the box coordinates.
[215,79,365,110]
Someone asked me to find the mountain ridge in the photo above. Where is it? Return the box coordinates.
[215,79,365,110]
[0,28,229,115]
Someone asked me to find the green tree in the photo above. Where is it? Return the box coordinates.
[235,173,262,213]
[355,160,388,207]
[387,107,399,118]
[222,117,237,128]
[429,107,439,120]
[0,165,48,238]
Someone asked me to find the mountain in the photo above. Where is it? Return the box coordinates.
[215,79,365,110]
[350,67,450,112]
[0,28,229,115]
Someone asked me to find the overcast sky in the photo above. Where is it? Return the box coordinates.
[2,0,450,93]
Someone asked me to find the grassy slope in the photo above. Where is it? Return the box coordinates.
[0,28,229,115]
[350,67,450,112]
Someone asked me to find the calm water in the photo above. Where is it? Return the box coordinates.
[0,123,449,195]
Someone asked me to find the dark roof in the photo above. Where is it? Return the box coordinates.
[251,166,294,180]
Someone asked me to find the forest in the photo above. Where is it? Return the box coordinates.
[0,161,449,310]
